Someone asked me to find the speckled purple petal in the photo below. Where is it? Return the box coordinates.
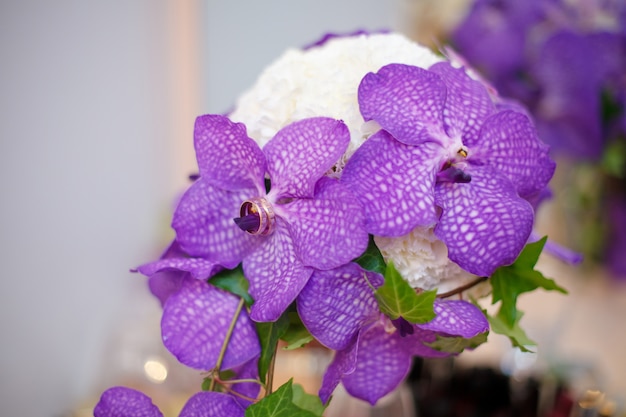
[402,327,454,358]
[319,334,360,404]
[284,177,368,270]
[94,387,163,417]
[476,110,555,199]
[137,256,222,281]
[148,271,186,307]
[340,130,439,236]
[341,324,412,405]
[230,357,260,408]
[179,392,245,417]
[358,63,445,145]
[434,164,534,276]
[243,217,314,322]
[172,178,260,268]
[297,263,382,350]
[264,118,350,199]
[193,114,266,193]
[429,62,495,142]
[161,277,260,370]
[417,299,489,337]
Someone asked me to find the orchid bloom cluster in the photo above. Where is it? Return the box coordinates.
[95,32,562,416]
[452,0,626,276]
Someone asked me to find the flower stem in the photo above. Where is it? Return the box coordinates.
[265,343,279,396]
[437,276,488,299]
[208,297,246,391]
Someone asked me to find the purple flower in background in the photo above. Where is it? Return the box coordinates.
[451,0,550,101]
[452,0,626,160]
[297,263,488,405]
[172,115,368,321]
[341,62,555,276]
[94,387,246,417]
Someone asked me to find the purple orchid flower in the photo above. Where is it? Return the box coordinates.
[297,263,489,405]
[94,387,245,417]
[171,115,368,322]
[135,246,261,405]
[341,62,555,276]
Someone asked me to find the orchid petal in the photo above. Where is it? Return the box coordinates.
[476,110,555,198]
[243,218,314,322]
[94,387,163,417]
[172,178,260,268]
[137,256,222,281]
[265,118,350,198]
[147,271,186,307]
[418,299,489,337]
[340,130,439,236]
[285,177,368,270]
[429,62,495,142]
[194,115,266,193]
[341,324,412,405]
[319,335,360,404]
[434,164,534,276]
[358,63,445,145]
[230,357,261,408]
[161,277,260,370]
[297,263,382,350]
[179,392,245,417]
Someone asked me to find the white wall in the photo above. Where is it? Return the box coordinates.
[0,1,203,415]
[203,0,402,114]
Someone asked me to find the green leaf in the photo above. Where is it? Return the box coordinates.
[490,237,567,327]
[426,331,489,354]
[488,309,535,353]
[353,235,386,274]
[601,138,626,178]
[255,313,290,384]
[209,265,254,306]
[375,262,436,323]
[245,380,318,417]
[280,312,314,351]
[291,383,326,416]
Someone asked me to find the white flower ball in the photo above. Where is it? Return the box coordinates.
[229,32,442,173]
[375,226,489,297]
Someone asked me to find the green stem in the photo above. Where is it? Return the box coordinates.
[208,297,246,391]
[265,343,279,396]
[437,276,488,299]
[220,378,265,386]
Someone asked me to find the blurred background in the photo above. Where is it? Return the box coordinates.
[0,1,624,416]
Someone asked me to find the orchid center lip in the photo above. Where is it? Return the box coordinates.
[233,197,275,235]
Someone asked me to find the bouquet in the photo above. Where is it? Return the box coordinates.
[94,32,569,417]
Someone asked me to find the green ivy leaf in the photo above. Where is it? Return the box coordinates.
[280,312,314,351]
[490,237,567,327]
[375,262,436,323]
[255,314,290,384]
[426,331,489,354]
[487,309,535,353]
[209,265,254,306]
[354,235,386,274]
[245,379,319,417]
[291,383,326,416]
